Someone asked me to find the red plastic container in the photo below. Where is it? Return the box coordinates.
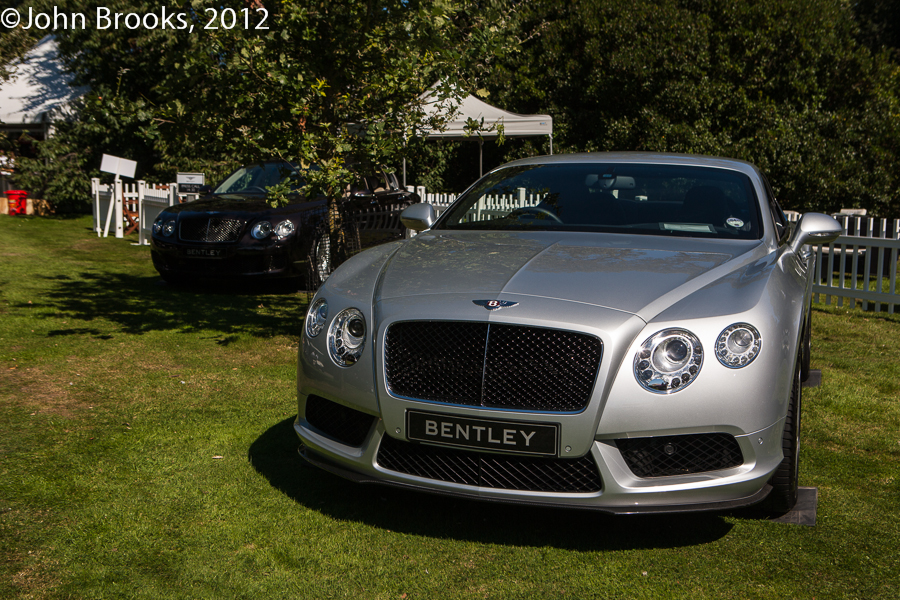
[5,190,27,216]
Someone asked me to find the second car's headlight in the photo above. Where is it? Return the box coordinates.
[274,220,295,239]
[634,329,703,393]
[161,220,175,236]
[327,308,366,367]
[716,323,762,368]
[251,221,273,239]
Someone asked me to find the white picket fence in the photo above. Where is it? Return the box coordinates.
[91,178,190,245]
[807,215,900,314]
[414,189,900,313]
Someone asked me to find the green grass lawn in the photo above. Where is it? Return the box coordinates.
[1,215,898,599]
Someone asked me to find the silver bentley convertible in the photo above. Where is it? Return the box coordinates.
[295,153,842,514]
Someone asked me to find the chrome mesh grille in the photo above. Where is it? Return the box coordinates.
[179,217,245,242]
[377,435,602,493]
[384,321,602,412]
[616,433,744,478]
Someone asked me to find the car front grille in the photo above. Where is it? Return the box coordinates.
[377,435,602,493]
[384,321,602,412]
[179,217,245,242]
[305,395,376,447]
[616,433,744,478]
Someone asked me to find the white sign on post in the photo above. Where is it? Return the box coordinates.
[100,154,137,179]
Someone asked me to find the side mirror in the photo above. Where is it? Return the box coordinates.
[789,212,843,254]
[400,203,436,232]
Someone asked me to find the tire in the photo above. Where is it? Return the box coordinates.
[763,360,802,514]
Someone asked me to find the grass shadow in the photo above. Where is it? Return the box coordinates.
[249,418,735,551]
[30,271,309,339]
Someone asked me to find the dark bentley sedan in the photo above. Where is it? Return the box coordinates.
[150,161,418,287]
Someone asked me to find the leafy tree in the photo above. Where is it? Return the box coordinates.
[33,0,510,257]
[481,0,900,216]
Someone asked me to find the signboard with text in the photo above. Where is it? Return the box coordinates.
[177,172,205,194]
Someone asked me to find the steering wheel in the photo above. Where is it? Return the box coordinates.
[509,207,563,223]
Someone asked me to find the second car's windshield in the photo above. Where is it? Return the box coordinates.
[436,163,762,240]
[214,162,303,194]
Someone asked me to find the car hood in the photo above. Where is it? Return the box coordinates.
[376,231,768,318]
[165,194,316,215]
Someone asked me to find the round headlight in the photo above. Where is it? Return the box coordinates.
[716,323,762,368]
[162,220,175,237]
[251,221,273,239]
[305,298,328,338]
[274,220,295,239]
[327,308,366,367]
[634,328,703,393]
[152,218,163,234]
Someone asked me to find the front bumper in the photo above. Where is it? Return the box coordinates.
[151,239,300,279]
[293,394,785,514]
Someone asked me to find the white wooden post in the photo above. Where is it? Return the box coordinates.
[91,177,101,233]
[114,178,124,238]
[138,180,147,245]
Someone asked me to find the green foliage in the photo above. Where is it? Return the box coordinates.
[11,131,92,214]
[476,0,900,216]
[8,0,900,217]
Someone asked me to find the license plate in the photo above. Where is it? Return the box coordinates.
[184,248,224,258]
[406,410,558,456]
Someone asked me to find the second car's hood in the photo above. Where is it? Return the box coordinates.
[165,194,318,215]
[376,231,767,317]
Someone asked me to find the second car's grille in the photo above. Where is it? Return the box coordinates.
[384,321,602,412]
[616,433,744,478]
[377,435,602,493]
[305,395,376,448]
[179,217,245,242]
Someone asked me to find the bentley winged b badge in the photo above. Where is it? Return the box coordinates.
[472,300,519,311]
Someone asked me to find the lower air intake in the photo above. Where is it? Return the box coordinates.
[616,433,743,478]
[305,395,376,448]
[377,435,602,493]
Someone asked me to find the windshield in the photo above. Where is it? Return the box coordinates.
[436,163,762,240]
[214,162,304,195]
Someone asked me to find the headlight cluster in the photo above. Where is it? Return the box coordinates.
[251,220,295,240]
[305,298,367,367]
[634,323,762,394]
[634,329,703,393]
[152,217,176,237]
[715,323,762,368]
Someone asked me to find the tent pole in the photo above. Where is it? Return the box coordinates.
[402,158,406,188]
[549,134,553,155]
[479,137,483,178]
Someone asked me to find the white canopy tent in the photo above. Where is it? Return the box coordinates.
[414,87,553,178]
